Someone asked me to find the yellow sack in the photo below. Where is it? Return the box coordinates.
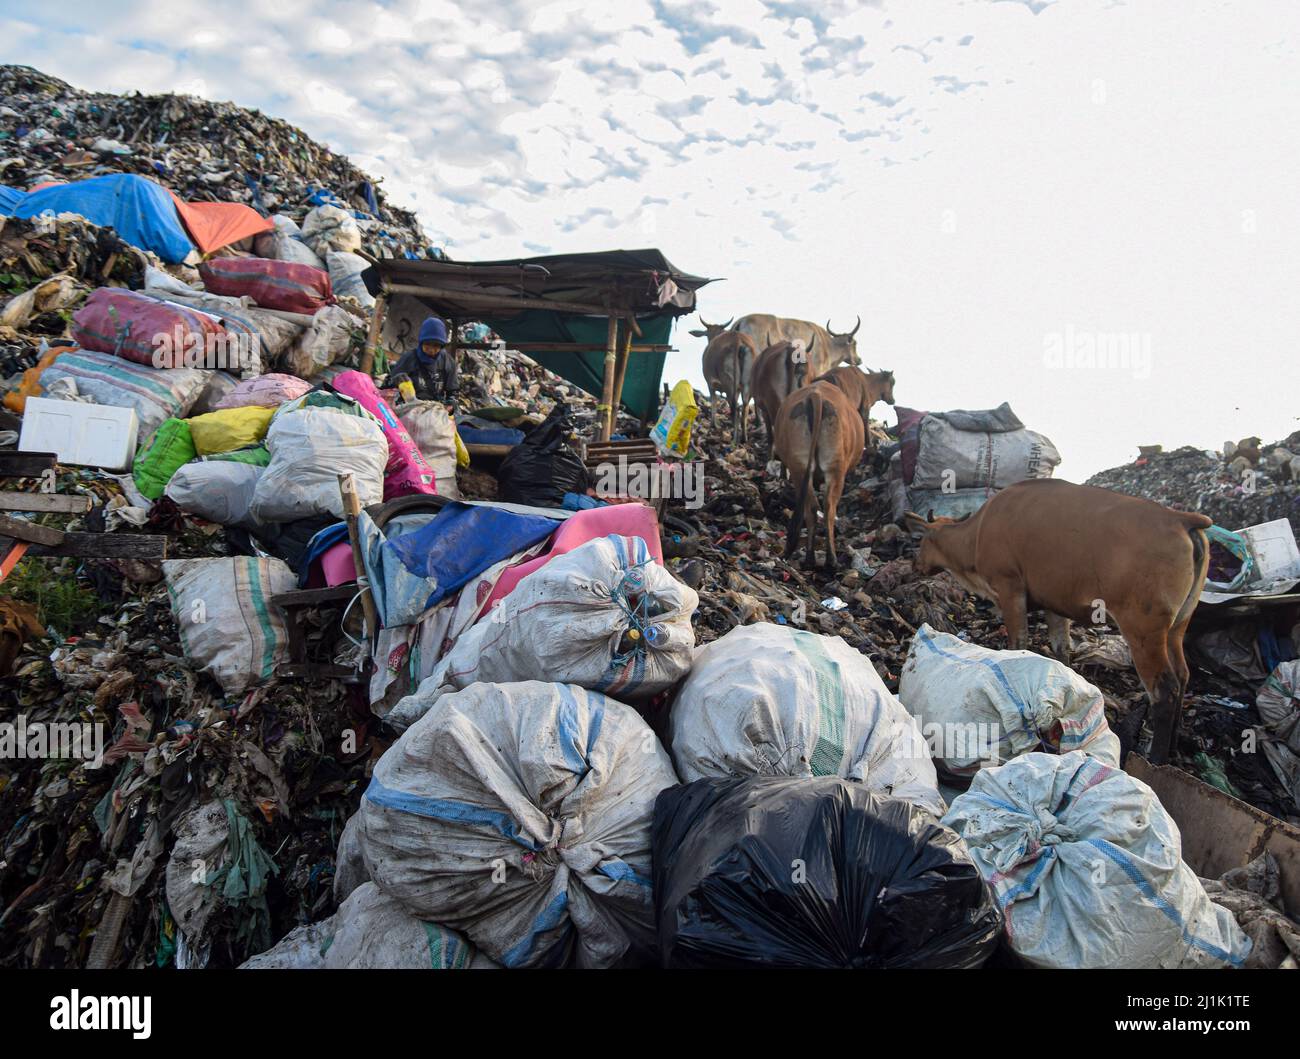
[453,424,470,468]
[650,380,698,458]
[187,405,275,456]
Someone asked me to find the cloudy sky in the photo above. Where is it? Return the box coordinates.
[4,0,1299,478]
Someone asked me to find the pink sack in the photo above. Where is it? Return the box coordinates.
[198,258,334,314]
[330,370,437,499]
[215,373,314,410]
[481,503,663,612]
[72,288,227,368]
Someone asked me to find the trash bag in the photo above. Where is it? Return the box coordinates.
[496,402,588,508]
[897,623,1121,782]
[359,680,678,968]
[650,379,698,457]
[668,623,945,817]
[241,883,496,969]
[249,407,387,524]
[163,557,296,696]
[424,534,695,703]
[283,304,357,377]
[397,400,459,478]
[214,373,313,410]
[165,462,264,528]
[301,203,362,256]
[72,287,226,367]
[911,402,1060,489]
[331,369,437,499]
[132,417,196,500]
[652,776,1003,968]
[39,349,211,441]
[326,250,375,308]
[942,751,1252,969]
[199,258,334,315]
[186,405,274,456]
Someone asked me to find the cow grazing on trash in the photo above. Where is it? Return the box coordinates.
[774,378,865,571]
[690,315,758,443]
[732,314,863,374]
[903,479,1213,765]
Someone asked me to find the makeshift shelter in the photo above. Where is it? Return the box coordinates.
[363,250,712,436]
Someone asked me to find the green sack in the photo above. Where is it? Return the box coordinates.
[133,418,196,500]
[201,444,271,468]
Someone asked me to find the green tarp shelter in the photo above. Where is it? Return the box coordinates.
[364,249,712,425]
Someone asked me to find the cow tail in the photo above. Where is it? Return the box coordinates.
[1173,524,1210,629]
[789,393,824,552]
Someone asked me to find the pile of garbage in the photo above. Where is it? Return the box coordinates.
[1087,438,1300,536]
[0,63,1296,971]
[0,65,436,262]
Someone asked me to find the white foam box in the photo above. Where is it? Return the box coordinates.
[1239,518,1300,583]
[18,396,139,471]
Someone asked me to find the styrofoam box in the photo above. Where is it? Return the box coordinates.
[18,396,139,471]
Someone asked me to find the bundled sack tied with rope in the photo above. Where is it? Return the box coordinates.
[241,883,496,970]
[423,534,696,706]
[668,623,944,818]
[942,750,1251,969]
[163,557,296,697]
[653,776,1003,968]
[897,623,1121,783]
[359,680,679,968]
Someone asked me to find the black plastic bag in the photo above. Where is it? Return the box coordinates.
[653,776,1002,968]
[496,402,589,508]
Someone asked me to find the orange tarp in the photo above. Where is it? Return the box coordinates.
[167,193,273,255]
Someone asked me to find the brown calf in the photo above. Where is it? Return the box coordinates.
[689,315,758,443]
[904,478,1212,764]
[813,366,896,438]
[774,379,864,570]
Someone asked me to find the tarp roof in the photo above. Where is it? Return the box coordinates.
[364,249,713,421]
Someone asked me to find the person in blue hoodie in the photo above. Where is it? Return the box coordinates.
[386,316,459,404]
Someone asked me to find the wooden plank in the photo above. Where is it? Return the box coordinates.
[338,473,378,638]
[272,586,358,607]
[0,452,58,478]
[464,443,513,458]
[1125,754,1300,914]
[0,491,92,514]
[361,291,388,377]
[21,532,169,559]
[0,515,64,546]
[599,316,618,443]
[384,281,626,319]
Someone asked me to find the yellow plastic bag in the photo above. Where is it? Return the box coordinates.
[650,380,698,458]
[187,405,275,456]
[454,426,470,468]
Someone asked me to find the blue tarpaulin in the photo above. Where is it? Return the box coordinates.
[3,174,195,263]
[0,185,22,213]
[361,502,561,627]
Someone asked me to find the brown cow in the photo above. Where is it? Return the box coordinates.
[734,314,862,374]
[752,338,815,459]
[813,366,896,437]
[689,315,757,443]
[774,379,864,571]
[903,479,1212,764]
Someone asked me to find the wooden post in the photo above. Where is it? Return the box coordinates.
[337,473,378,639]
[599,315,619,442]
[360,291,388,377]
[611,320,633,427]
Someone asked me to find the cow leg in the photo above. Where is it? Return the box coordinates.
[783,462,806,561]
[706,385,718,424]
[804,470,822,570]
[822,471,846,573]
[1046,612,1072,663]
[1163,615,1194,760]
[994,581,1029,650]
[1124,627,1181,765]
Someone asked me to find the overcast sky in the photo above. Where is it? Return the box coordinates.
[4,0,1299,478]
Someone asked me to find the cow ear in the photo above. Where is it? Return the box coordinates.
[902,511,931,535]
